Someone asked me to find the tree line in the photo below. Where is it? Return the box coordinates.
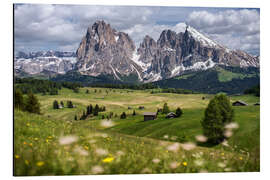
[15,77,82,95]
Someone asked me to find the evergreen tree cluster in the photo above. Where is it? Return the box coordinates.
[53,100,73,109]
[76,104,106,120]
[201,94,234,144]
[151,88,198,95]
[15,77,82,95]
[14,89,40,114]
[244,84,260,97]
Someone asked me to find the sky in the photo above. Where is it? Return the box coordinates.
[14,4,260,55]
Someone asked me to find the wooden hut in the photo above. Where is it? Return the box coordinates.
[143,112,157,121]
[232,100,248,106]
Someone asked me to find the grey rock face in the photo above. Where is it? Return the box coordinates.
[76,20,143,81]
[14,51,76,75]
[137,25,259,82]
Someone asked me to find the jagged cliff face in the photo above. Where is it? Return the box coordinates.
[136,26,259,82]
[16,21,258,82]
[76,20,143,81]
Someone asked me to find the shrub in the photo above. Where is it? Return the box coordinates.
[14,89,24,110]
[120,112,127,119]
[24,93,41,114]
[162,103,170,114]
[67,101,74,108]
[201,94,234,144]
[53,100,59,109]
[175,107,183,117]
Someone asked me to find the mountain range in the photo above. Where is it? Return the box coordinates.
[14,20,260,93]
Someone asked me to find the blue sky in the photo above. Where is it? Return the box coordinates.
[14,4,260,55]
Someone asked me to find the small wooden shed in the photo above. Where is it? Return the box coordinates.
[232,100,248,106]
[143,112,157,121]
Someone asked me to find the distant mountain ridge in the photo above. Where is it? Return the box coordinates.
[15,20,259,85]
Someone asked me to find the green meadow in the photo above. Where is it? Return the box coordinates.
[14,88,260,175]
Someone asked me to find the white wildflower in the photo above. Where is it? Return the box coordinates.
[195,135,208,142]
[221,140,229,147]
[95,148,108,156]
[116,150,125,156]
[224,130,233,138]
[218,162,226,168]
[100,120,115,128]
[167,143,180,152]
[224,168,232,172]
[152,158,160,164]
[141,168,152,173]
[163,135,169,139]
[74,146,89,156]
[194,160,204,166]
[59,135,78,145]
[91,165,104,174]
[169,161,179,169]
[181,142,196,151]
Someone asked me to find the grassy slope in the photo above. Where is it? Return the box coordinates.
[14,88,260,175]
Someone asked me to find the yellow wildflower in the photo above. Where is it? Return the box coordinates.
[34,138,39,141]
[182,161,188,166]
[102,157,114,163]
[48,136,52,139]
[84,146,89,150]
[29,143,33,147]
[26,123,30,127]
[239,157,243,160]
[23,141,27,145]
[36,161,45,167]
[25,160,29,165]
[46,139,49,143]
[221,152,224,156]
[15,155,20,159]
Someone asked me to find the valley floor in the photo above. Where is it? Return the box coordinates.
[14,88,260,175]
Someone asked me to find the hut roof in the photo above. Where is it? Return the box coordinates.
[143,112,157,116]
[233,100,248,105]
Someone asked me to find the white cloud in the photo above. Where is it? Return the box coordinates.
[187,9,260,54]
[14,5,260,55]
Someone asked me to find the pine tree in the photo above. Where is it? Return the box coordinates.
[120,112,126,119]
[53,100,59,109]
[67,101,73,108]
[25,93,41,114]
[86,89,89,94]
[93,104,99,116]
[89,104,93,114]
[162,103,170,114]
[132,110,136,116]
[74,115,77,120]
[60,101,64,107]
[175,107,183,117]
[201,94,234,144]
[14,89,24,110]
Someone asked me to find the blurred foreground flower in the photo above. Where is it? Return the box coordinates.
[95,148,108,156]
[224,130,233,138]
[181,142,196,151]
[152,158,160,164]
[194,159,204,166]
[100,120,115,128]
[182,161,187,166]
[74,146,89,156]
[59,135,78,145]
[102,157,114,163]
[169,161,179,169]
[195,135,207,143]
[167,143,180,152]
[36,161,45,167]
[91,165,104,174]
